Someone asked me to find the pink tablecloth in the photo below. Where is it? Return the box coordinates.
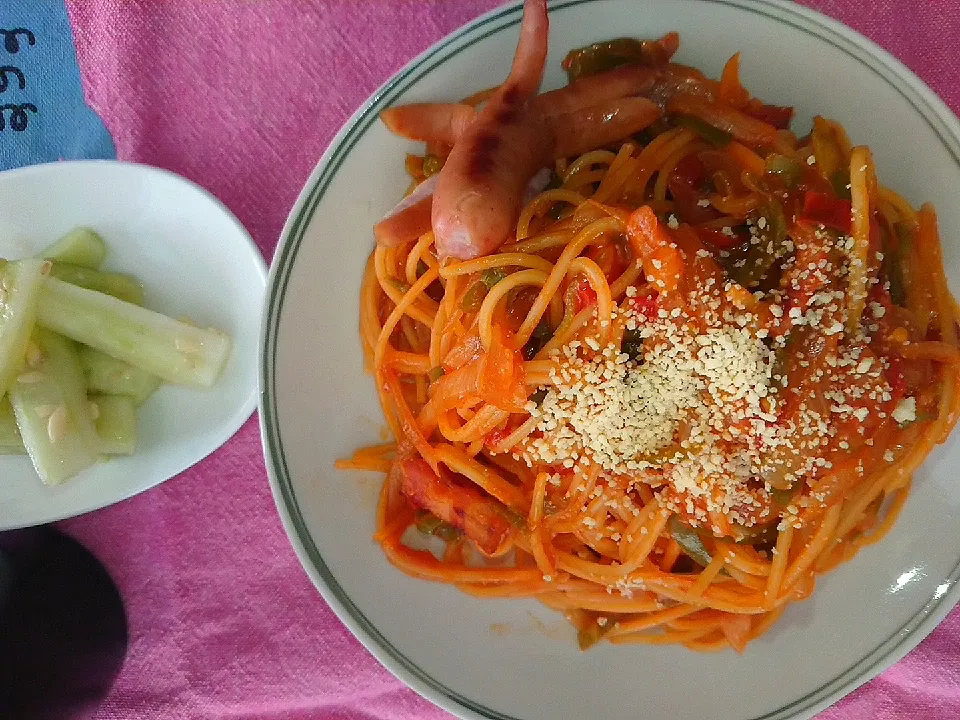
[57,1,960,718]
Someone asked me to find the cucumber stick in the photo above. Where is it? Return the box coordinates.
[78,347,161,405]
[90,394,136,455]
[0,394,24,453]
[41,227,107,268]
[50,262,145,305]
[0,258,46,396]
[38,277,231,388]
[9,329,99,484]
[2,391,140,457]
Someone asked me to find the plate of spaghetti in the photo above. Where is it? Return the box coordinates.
[260,1,960,718]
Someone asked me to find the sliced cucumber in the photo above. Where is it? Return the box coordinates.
[78,347,161,405]
[9,329,99,484]
[38,277,231,388]
[0,394,24,453]
[40,227,107,268]
[49,262,145,305]
[0,258,46,396]
[90,394,136,455]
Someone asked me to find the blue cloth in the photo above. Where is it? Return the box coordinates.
[0,0,114,170]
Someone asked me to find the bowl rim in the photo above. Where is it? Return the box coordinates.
[258,1,960,718]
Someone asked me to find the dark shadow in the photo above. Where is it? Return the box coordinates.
[0,526,128,720]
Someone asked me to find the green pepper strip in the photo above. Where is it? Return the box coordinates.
[723,196,788,288]
[675,114,732,147]
[765,154,802,189]
[414,510,461,542]
[577,616,616,650]
[887,221,914,307]
[668,516,713,567]
[482,268,508,288]
[461,281,488,312]
[563,37,654,82]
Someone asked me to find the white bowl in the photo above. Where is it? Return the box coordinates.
[260,1,960,719]
[0,160,266,529]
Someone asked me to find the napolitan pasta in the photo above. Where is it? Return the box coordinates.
[338,0,960,652]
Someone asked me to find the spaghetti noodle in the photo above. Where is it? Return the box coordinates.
[339,38,960,652]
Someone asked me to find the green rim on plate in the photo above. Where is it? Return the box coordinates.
[260,1,960,718]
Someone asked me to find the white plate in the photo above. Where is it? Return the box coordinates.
[1,160,266,529]
[260,1,960,719]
